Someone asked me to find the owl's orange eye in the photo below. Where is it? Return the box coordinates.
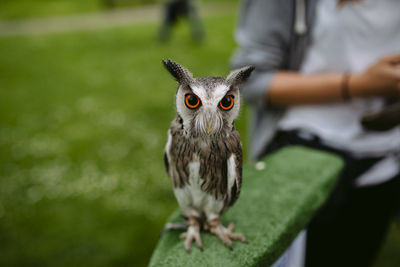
[219,95,234,111]
[185,94,201,109]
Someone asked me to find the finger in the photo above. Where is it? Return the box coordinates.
[384,67,400,80]
[381,53,400,64]
[228,223,235,232]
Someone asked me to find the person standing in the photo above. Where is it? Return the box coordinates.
[158,0,204,43]
[231,0,400,266]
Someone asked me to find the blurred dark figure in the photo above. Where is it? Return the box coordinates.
[158,0,204,43]
[231,0,400,266]
[103,0,116,8]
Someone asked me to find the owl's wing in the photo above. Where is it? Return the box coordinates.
[226,133,242,208]
[227,152,242,207]
[164,117,193,190]
[163,129,172,178]
[163,151,170,177]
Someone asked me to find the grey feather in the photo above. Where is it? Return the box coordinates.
[166,116,242,210]
[163,60,252,218]
[162,59,194,85]
[226,65,255,88]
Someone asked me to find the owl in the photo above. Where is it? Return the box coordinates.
[162,59,254,252]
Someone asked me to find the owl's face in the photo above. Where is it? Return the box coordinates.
[163,59,254,137]
[175,78,240,137]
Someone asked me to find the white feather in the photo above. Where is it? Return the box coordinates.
[164,130,172,175]
[173,155,224,219]
[191,84,230,105]
[227,154,237,200]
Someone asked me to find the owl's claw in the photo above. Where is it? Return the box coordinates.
[208,219,247,249]
[180,217,203,253]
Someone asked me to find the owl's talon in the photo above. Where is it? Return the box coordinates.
[194,232,203,249]
[181,217,202,252]
[230,232,247,243]
[208,219,246,249]
[185,243,192,253]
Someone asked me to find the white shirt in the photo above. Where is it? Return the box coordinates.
[279,0,400,185]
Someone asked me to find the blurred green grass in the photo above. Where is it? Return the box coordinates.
[0,0,150,19]
[0,15,249,266]
[0,0,236,20]
[0,0,103,19]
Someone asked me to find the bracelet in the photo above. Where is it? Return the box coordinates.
[341,72,351,100]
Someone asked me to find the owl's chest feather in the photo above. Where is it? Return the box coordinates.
[168,132,240,197]
[173,153,236,216]
[164,115,242,203]
[174,157,223,211]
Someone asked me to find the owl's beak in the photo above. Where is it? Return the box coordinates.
[206,124,212,134]
[197,110,222,135]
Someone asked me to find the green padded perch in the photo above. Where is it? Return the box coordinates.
[149,146,343,267]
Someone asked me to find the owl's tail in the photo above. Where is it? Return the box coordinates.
[159,222,188,238]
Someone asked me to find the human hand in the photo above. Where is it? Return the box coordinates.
[350,53,400,98]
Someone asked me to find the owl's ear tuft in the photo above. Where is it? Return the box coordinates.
[226,66,255,88]
[162,59,194,84]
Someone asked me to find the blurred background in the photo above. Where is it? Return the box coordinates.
[0,0,398,266]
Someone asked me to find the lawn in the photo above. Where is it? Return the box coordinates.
[0,15,247,266]
[0,0,148,19]
[0,0,236,20]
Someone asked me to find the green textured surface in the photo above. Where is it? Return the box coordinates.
[149,146,343,267]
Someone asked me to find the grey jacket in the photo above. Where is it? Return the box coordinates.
[231,0,317,161]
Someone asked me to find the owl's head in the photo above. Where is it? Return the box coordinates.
[162,59,254,137]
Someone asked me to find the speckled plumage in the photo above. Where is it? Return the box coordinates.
[162,59,254,251]
[165,115,242,209]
